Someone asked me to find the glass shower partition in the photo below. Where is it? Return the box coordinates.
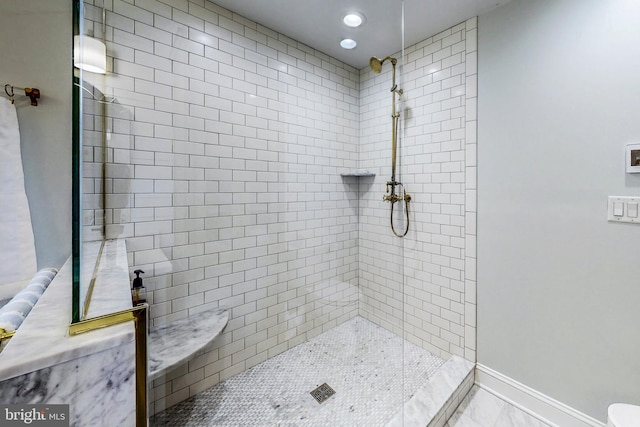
[72,0,460,425]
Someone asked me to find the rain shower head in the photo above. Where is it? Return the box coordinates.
[369,56,397,73]
[369,56,383,73]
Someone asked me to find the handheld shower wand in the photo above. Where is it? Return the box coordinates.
[370,56,411,237]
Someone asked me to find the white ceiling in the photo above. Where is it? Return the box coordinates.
[210,0,511,69]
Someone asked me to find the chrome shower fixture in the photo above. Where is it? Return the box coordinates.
[370,55,411,237]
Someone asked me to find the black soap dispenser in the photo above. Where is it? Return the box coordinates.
[132,269,146,305]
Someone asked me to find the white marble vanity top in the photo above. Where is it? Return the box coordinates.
[0,239,134,382]
[148,307,229,381]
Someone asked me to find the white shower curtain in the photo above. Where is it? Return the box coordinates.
[0,99,37,298]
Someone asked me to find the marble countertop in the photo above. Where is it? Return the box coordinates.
[0,239,134,382]
[148,307,228,381]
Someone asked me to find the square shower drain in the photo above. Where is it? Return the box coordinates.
[310,383,336,404]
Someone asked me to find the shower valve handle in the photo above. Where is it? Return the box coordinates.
[384,181,403,203]
[383,193,403,203]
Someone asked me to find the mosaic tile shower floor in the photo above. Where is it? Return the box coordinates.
[151,316,446,426]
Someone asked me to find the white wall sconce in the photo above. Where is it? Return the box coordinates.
[74,35,107,74]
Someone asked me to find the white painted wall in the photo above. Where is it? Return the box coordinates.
[478,0,640,421]
[0,0,72,269]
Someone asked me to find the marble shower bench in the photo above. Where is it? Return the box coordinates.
[148,307,228,381]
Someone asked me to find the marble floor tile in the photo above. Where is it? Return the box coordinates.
[446,413,486,427]
[493,404,553,427]
[446,386,552,427]
[151,316,445,426]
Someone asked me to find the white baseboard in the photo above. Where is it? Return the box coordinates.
[475,364,606,427]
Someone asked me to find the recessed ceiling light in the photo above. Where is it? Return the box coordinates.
[340,38,357,49]
[343,13,364,27]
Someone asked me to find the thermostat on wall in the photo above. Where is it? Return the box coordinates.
[626,143,640,173]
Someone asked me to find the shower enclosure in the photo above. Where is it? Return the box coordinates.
[76,0,478,425]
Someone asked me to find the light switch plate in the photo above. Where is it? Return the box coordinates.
[608,196,640,223]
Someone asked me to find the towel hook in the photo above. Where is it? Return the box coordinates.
[4,84,14,104]
[25,88,40,106]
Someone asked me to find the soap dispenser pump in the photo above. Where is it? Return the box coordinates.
[132,269,146,305]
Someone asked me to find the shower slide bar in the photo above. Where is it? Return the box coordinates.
[369,56,411,237]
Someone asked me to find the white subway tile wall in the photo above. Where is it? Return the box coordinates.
[82,0,477,415]
[82,84,105,242]
[464,18,478,363]
[85,0,360,413]
[358,18,477,361]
